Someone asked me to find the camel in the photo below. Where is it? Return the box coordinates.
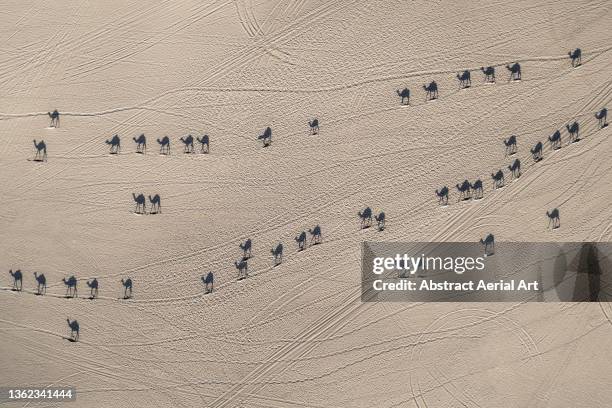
[180,135,194,153]
[595,108,608,128]
[480,233,495,256]
[568,48,581,67]
[202,272,214,293]
[375,211,386,231]
[48,110,60,127]
[121,278,133,299]
[396,88,410,105]
[456,180,471,201]
[133,134,146,153]
[32,139,47,161]
[235,258,248,279]
[481,66,495,83]
[258,127,272,147]
[34,272,47,295]
[546,208,560,229]
[423,81,438,100]
[239,238,252,258]
[148,194,161,214]
[548,130,562,149]
[566,121,580,143]
[271,243,283,265]
[157,136,170,154]
[295,231,307,251]
[9,269,22,291]
[66,318,79,341]
[507,158,521,178]
[309,225,322,245]
[62,275,78,298]
[506,63,521,81]
[308,119,319,134]
[470,179,483,199]
[503,135,517,156]
[491,170,504,189]
[435,186,449,205]
[530,141,543,161]
[86,278,99,299]
[105,134,121,154]
[457,70,471,88]
[196,135,209,153]
[358,207,373,228]
[133,193,146,214]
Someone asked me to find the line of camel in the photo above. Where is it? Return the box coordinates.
[435,108,607,210]
[396,49,582,106]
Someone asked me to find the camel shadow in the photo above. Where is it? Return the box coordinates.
[573,243,600,301]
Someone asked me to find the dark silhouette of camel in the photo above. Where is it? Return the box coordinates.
[457,70,471,88]
[32,139,47,161]
[271,243,283,265]
[66,318,79,341]
[133,134,146,153]
[86,278,99,299]
[358,207,373,228]
[531,141,543,162]
[34,272,46,295]
[9,269,22,291]
[121,278,133,299]
[48,110,60,127]
[157,136,170,154]
[235,258,248,279]
[202,272,214,293]
[456,180,471,201]
[566,122,580,143]
[568,48,581,67]
[295,231,307,251]
[480,234,495,256]
[148,194,161,214]
[546,208,560,229]
[481,66,495,83]
[595,108,608,128]
[396,88,410,105]
[470,179,483,199]
[375,211,386,231]
[309,225,322,245]
[549,130,562,149]
[507,158,521,178]
[105,134,121,154]
[423,81,438,100]
[309,119,319,134]
[62,275,78,298]
[258,127,272,147]
[133,193,146,214]
[240,239,252,258]
[506,63,521,81]
[491,170,504,189]
[196,135,209,153]
[180,135,194,153]
[503,135,517,156]
[435,186,449,205]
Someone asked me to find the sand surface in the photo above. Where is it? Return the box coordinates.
[1,0,612,406]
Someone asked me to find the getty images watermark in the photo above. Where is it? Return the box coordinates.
[361,242,611,302]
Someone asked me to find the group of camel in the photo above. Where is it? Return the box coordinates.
[7,270,134,300]
[357,207,386,231]
[233,226,323,279]
[396,62,523,105]
[132,193,161,214]
[105,134,210,155]
[435,106,606,230]
[396,49,583,106]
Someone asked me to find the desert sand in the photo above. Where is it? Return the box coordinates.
[1,0,612,406]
